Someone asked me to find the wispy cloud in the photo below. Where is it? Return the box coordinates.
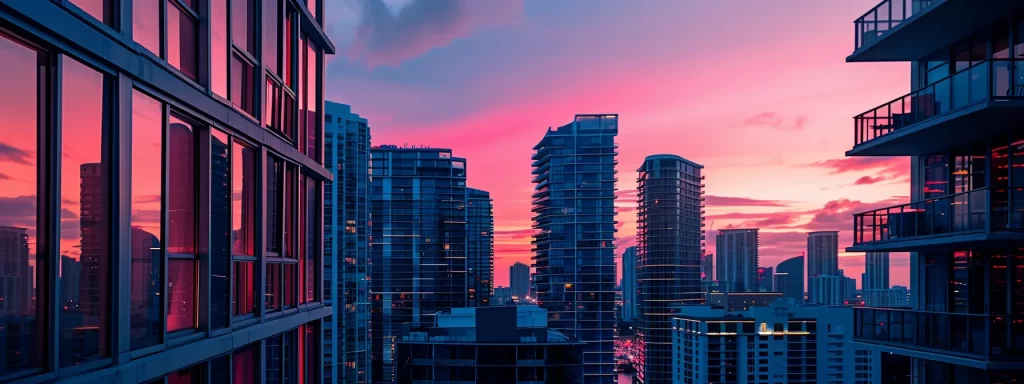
[742,112,807,131]
[0,143,33,165]
[705,195,791,207]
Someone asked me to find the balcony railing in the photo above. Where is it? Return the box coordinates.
[853,188,990,245]
[854,0,943,51]
[853,59,1024,147]
[854,308,1024,361]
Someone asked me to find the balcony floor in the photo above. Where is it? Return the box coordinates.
[849,0,1024,62]
[846,100,1024,157]
[847,231,1024,253]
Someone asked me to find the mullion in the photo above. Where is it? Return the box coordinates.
[167,0,199,20]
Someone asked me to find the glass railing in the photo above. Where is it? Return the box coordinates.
[854,0,943,51]
[852,188,989,245]
[853,59,1024,147]
[854,308,1024,361]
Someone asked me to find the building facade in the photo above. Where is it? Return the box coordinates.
[467,188,494,307]
[672,301,879,384]
[701,252,714,282]
[775,255,805,303]
[0,0,334,382]
[510,261,531,301]
[369,146,471,383]
[620,246,637,323]
[531,114,618,383]
[758,266,774,292]
[807,232,840,279]
[846,3,1024,380]
[715,229,760,292]
[493,287,513,306]
[809,274,853,306]
[395,306,585,383]
[863,252,889,291]
[324,102,371,383]
[635,155,705,384]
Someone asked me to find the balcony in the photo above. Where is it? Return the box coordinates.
[853,308,1024,366]
[849,59,1024,156]
[850,0,1024,62]
[849,188,1024,252]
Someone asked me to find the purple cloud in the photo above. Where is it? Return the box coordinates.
[743,112,807,131]
[705,195,791,207]
[0,142,33,165]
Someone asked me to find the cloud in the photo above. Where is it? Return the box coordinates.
[723,213,801,229]
[0,196,36,226]
[494,228,535,241]
[0,173,11,180]
[0,142,33,165]
[742,112,807,131]
[615,189,639,199]
[809,157,907,175]
[705,195,790,207]
[345,0,523,67]
[853,175,887,185]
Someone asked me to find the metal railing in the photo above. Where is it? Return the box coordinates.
[854,0,943,51]
[853,58,1024,146]
[852,188,989,245]
[854,307,1024,361]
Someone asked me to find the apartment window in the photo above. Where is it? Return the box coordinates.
[302,324,318,382]
[264,0,281,74]
[130,89,164,350]
[267,156,282,254]
[211,129,230,329]
[267,158,299,310]
[58,56,111,366]
[233,344,258,384]
[133,0,199,81]
[211,0,228,97]
[232,0,256,56]
[306,0,317,22]
[0,30,47,377]
[303,176,319,302]
[232,141,257,316]
[299,37,320,161]
[167,363,204,384]
[211,355,230,382]
[69,0,115,26]
[231,54,257,117]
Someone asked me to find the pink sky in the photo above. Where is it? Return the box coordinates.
[323,0,911,288]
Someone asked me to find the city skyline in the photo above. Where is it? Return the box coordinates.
[320,0,911,288]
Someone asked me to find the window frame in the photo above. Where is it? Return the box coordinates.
[132,0,201,84]
[165,111,201,336]
[264,155,299,313]
[231,138,259,320]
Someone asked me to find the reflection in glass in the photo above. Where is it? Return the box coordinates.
[305,43,318,159]
[231,55,256,117]
[0,31,44,376]
[211,130,230,329]
[303,324,317,382]
[266,263,281,312]
[232,142,256,256]
[283,330,297,383]
[284,11,293,87]
[130,89,163,349]
[167,259,195,332]
[232,0,256,56]
[59,57,110,367]
[284,263,296,307]
[167,1,198,81]
[69,0,114,26]
[283,165,295,258]
[167,365,199,384]
[168,115,195,254]
[233,344,257,384]
[233,261,255,316]
[211,0,228,97]
[267,157,281,254]
[263,0,280,74]
[305,177,317,302]
[133,0,161,55]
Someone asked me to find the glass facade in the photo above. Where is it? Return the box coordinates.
[467,188,494,307]
[0,0,332,382]
[370,146,471,383]
[531,114,618,383]
[636,155,705,384]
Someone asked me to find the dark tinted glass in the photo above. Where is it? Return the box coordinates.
[233,261,255,315]
[210,130,230,329]
[211,0,228,97]
[69,0,114,26]
[231,142,256,256]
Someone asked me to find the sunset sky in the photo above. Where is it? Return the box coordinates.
[323,0,912,287]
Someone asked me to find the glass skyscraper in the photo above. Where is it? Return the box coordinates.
[467,188,495,307]
[636,155,705,384]
[369,146,471,383]
[531,114,618,383]
[620,246,637,323]
[774,255,805,303]
[324,102,371,383]
[0,0,333,382]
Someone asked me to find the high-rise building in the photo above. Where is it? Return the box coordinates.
[715,229,759,292]
[0,0,333,380]
[863,252,889,291]
[494,286,513,306]
[510,262,531,301]
[846,5,1024,379]
[864,287,911,308]
[808,274,852,306]
[396,306,584,383]
[531,114,618,383]
[757,266,774,292]
[807,231,839,304]
[775,255,805,303]
[324,102,372,383]
[467,188,494,307]
[672,301,879,384]
[701,252,714,281]
[370,146,471,383]
[636,154,704,384]
[620,246,637,322]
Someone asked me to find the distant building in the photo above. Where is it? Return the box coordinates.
[775,255,805,303]
[396,306,584,383]
[715,229,759,292]
[808,274,853,306]
[706,292,783,312]
[672,300,878,384]
[807,231,839,304]
[620,246,637,322]
[864,286,911,308]
[494,286,513,306]
[863,252,889,291]
[701,252,714,281]
[467,188,495,307]
[757,266,774,292]
[510,261,531,300]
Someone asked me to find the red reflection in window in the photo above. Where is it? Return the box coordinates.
[211,0,228,97]
[232,142,256,256]
[167,366,194,384]
[266,263,281,311]
[263,0,280,74]
[69,0,114,26]
[133,0,160,55]
[284,10,293,87]
[167,1,198,81]
[233,344,257,384]
[305,43,318,159]
[284,165,296,258]
[232,0,256,56]
[167,115,195,254]
[305,177,317,302]
[130,89,163,349]
[233,261,254,315]
[231,54,256,117]
[284,263,296,307]
[167,259,196,332]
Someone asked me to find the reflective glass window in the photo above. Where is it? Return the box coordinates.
[69,0,114,26]
[211,129,230,329]
[133,0,161,55]
[130,89,163,349]
[167,1,199,81]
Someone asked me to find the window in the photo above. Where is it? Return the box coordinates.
[59,57,110,366]
[264,0,280,74]
[211,129,230,329]
[130,89,163,350]
[265,330,299,384]
[303,40,319,160]
[232,0,256,56]
[306,0,317,22]
[267,158,298,311]
[69,0,115,26]
[304,176,318,302]
[167,364,204,384]
[267,157,282,254]
[0,30,46,377]
[167,114,197,333]
[231,54,256,117]
[133,0,160,54]
[133,0,199,81]
[233,344,258,384]
[232,141,257,316]
[211,0,229,97]
[302,324,318,383]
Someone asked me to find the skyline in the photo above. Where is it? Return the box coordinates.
[322,0,911,287]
